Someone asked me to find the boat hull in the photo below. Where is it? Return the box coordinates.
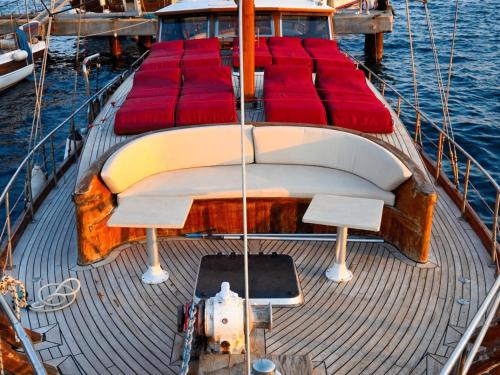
[0,63,33,92]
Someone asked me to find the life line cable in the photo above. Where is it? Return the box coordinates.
[28,278,81,313]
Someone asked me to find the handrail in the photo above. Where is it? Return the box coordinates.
[82,53,101,96]
[440,276,500,374]
[0,50,148,206]
[344,51,500,192]
[0,49,148,374]
[344,51,499,264]
[0,295,47,375]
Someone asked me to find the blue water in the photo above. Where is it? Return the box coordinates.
[0,0,498,223]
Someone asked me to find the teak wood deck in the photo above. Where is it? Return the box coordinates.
[10,72,496,374]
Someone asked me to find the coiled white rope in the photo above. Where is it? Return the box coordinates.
[29,278,81,313]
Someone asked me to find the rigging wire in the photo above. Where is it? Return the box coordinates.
[422,0,459,185]
[403,0,421,144]
[237,2,251,374]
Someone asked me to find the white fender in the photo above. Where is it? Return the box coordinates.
[30,164,46,200]
[12,50,28,62]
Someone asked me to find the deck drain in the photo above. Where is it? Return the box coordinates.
[458,277,471,284]
[457,298,470,305]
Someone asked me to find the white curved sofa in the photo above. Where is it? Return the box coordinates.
[75,124,436,265]
[101,125,411,207]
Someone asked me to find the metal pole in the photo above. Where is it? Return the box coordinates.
[238,0,251,372]
[461,159,470,214]
[50,135,57,185]
[0,295,47,375]
[492,191,499,263]
[440,276,500,375]
[461,291,500,373]
[25,161,34,220]
[5,191,13,270]
[436,132,444,180]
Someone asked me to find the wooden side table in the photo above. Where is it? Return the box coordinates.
[303,194,384,282]
[107,196,193,284]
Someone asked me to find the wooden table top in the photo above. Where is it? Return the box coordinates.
[302,194,384,231]
[107,196,193,229]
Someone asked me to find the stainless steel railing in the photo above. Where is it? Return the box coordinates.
[0,51,147,373]
[0,50,148,271]
[0,295,47,374]
[346,52,500,268]
[344,53,500,374]
[440,276,500,374]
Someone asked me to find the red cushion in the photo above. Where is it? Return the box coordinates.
[268,37,302,48]
[182,66,233,94]
[184,38,220,51]
[264,65,313,87]
[313,54,355,70]
[134,69,181,87]
[127,69,181,99]
[263,65,326,125]
[323,98,393,133]
[181,51,221,68]
[149,49,183,58]
[114,97,176,135]
[264,93,327,125]
[270,47,313,69]
[150,40,184,52]
[127,86,179,99]
[233,37,268,47]
[316,68,369,95]
[303,38,339,50]
[139,56,181,70]
[175,92,237,126]
[233,47,272,68]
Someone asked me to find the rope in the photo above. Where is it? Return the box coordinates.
[28,278,81,313]
[28,0,54,154]
[403,0,421,144]
[0,276,27,375]
[422,0,459,185]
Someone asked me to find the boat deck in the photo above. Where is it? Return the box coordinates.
[12,161,496,374]
[10,69,496,374]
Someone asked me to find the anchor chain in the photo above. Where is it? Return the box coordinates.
[179,301,197,375]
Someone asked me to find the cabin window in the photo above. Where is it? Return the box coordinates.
[255,14,274,36]
[281,15,330,39]
[160,16,209,41]
[215,15,238,38]
[214,13,274,39]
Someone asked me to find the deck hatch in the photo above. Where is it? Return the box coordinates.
[195,253,304,306]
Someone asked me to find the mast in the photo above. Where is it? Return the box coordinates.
[242,0,255,99]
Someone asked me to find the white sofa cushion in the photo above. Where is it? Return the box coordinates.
[253,126,412,191]
[101,125,255,194]
[118,164,396,206]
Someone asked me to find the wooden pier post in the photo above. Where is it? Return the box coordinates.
[139,35,153,49]
[364,32,384,63]
[109,35,122,58]
[363,0,388,63]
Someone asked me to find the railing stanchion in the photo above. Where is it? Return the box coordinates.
[436,132,444,180]
[50,135,57,185]
[5,191,13,270]
[381,82,385,97]
[414,111,421,144]
[396,96,401,117]
[461,159,471,214]
[492,191,499,263]
[25,161,34,221]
